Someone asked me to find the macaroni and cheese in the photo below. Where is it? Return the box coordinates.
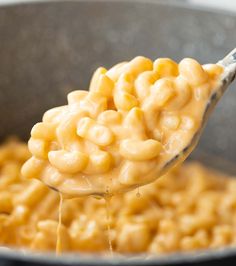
[21,57,223,197]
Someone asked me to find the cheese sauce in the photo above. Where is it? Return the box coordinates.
[56,193,63,255]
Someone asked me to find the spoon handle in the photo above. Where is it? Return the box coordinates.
[219,48,236,67]
[218,48,236,87]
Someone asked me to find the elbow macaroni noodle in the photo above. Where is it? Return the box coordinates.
[1,139,236,253]
[22,57,223,196]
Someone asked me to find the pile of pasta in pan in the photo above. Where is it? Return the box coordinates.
[1,138,236,254]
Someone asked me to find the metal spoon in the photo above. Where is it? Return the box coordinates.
[39,49,236,198]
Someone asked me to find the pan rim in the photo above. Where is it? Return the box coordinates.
[1,245,236,265]
[0,0,236,17]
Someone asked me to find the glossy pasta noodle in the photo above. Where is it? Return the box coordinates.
[1,138,236,253]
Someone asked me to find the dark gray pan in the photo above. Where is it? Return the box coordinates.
[0,0,236,265]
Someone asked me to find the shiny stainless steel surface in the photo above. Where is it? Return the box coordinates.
[0,0,236,265]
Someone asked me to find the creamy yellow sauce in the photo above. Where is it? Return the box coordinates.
[56,193,63,255]
[21,57,223,197]
[0,139,236,253]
